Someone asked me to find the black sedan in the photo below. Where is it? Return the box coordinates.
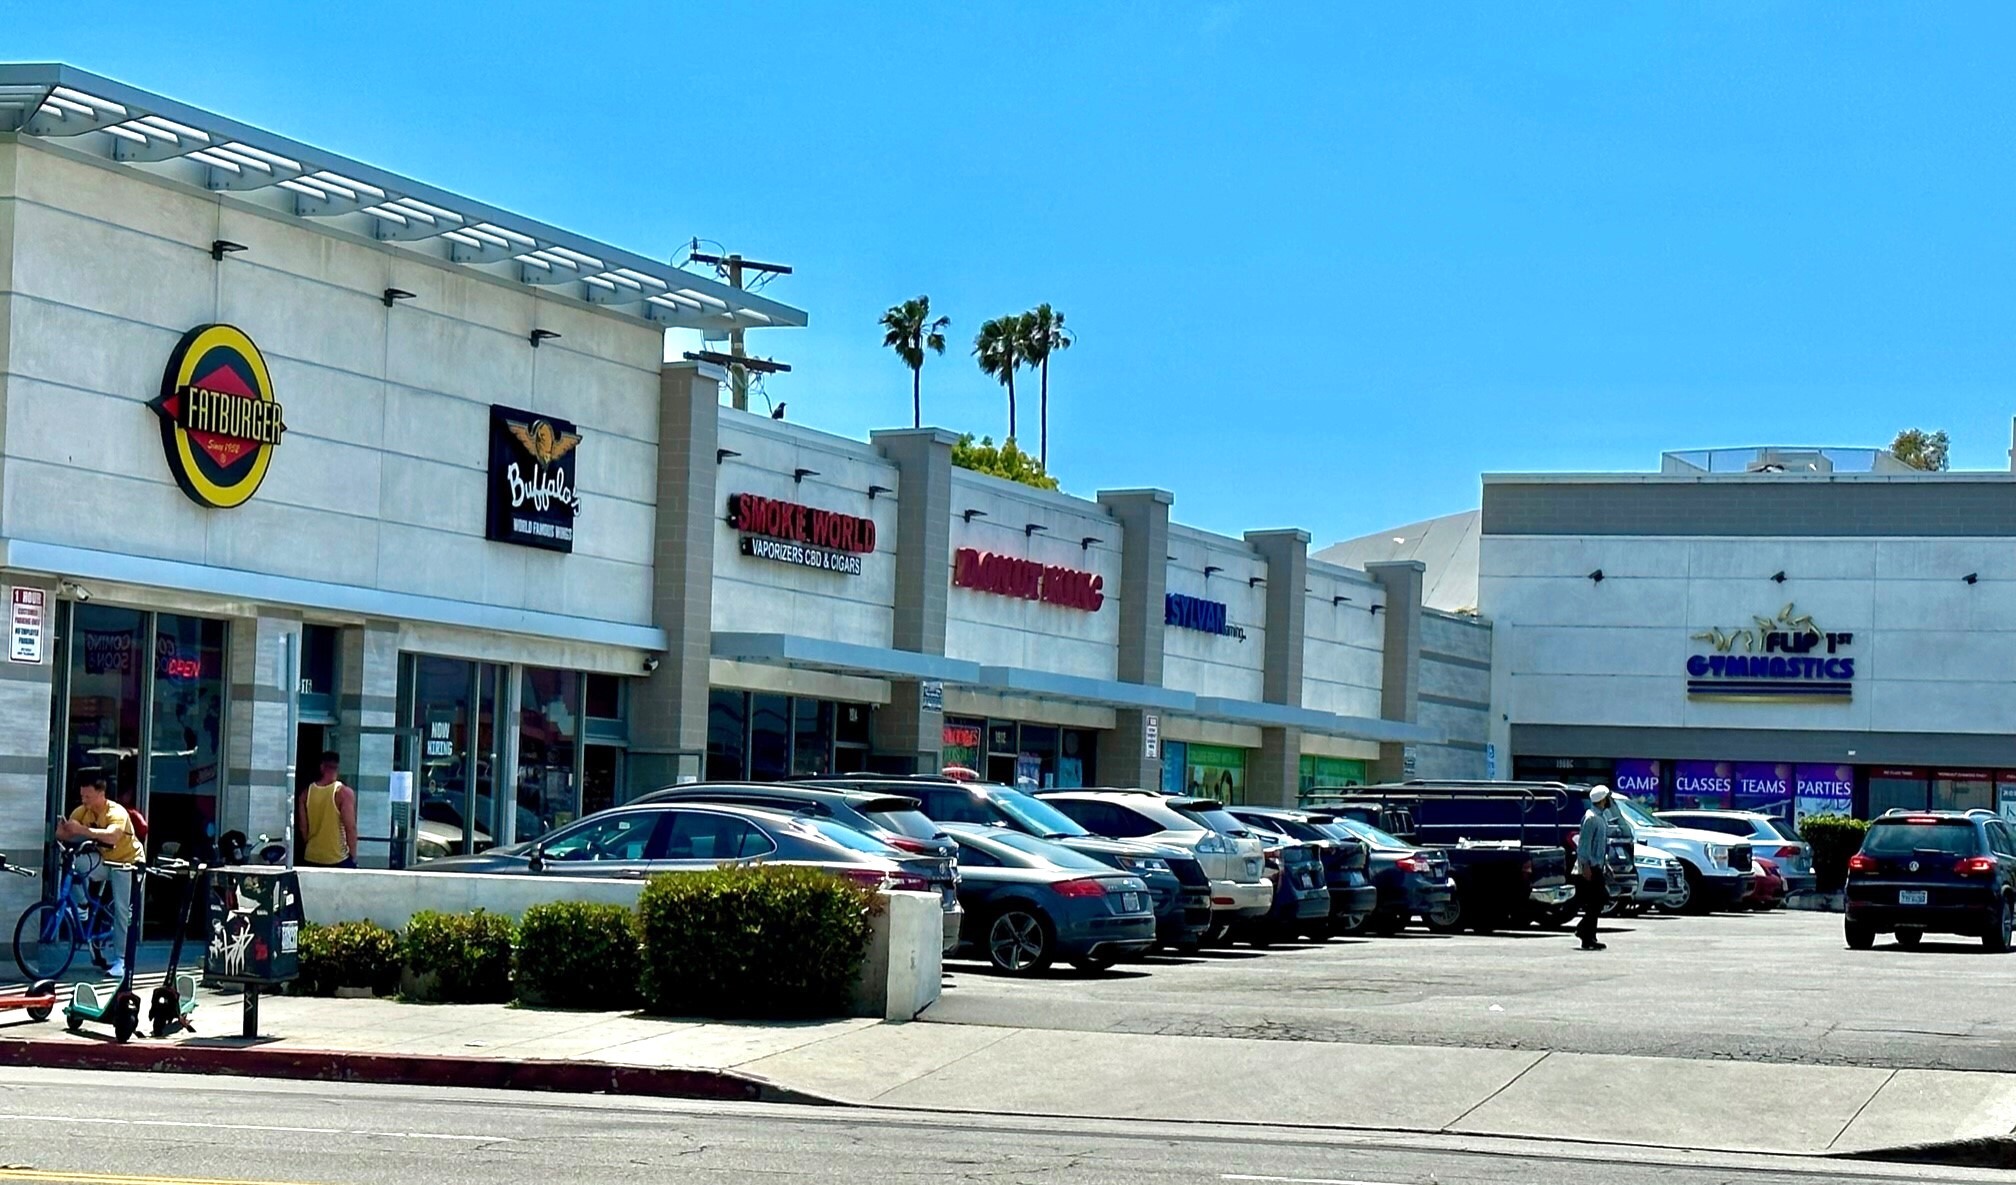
[940,823,1156,975]
[1325,816,1457,935]
[1230,806,1378,937]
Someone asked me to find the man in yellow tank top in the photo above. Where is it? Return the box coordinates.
[297,750,359,868]
[54,768,140,980]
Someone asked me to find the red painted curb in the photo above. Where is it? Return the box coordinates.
[0,1036,842,1105]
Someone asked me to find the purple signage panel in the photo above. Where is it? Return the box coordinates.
[1671,760,1733,810]
[1731,762,1795,817]
[1612,759,1663,807]
[1794,763,1855,822]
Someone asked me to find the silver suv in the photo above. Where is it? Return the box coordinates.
[1036,790,1273,931]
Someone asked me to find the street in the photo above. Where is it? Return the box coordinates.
[935,908,2016,1070]
[0,1067,2001,1185]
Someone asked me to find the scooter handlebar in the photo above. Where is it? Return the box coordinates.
[0,857,37,878]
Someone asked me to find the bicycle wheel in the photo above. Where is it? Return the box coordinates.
[13,902,79,980]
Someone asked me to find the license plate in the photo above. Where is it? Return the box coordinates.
[1900,890,1929,905]
[1122,892,1141,912]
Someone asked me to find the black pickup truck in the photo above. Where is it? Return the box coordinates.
[1392,780,1642,922]
[1312,787,1574,933]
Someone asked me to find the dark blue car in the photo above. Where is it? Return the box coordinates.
[940,823,1156,975]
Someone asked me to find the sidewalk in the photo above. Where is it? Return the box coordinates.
[1,984,2012,1160]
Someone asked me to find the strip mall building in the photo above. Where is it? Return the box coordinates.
[0,63,1487,915]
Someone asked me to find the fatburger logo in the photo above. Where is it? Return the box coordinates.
[149,325,285,509]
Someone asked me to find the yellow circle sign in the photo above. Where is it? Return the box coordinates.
[149,324,286,509]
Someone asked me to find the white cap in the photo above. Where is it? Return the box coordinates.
[1590,786,1614,805]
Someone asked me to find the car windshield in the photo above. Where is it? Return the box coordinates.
[1763,818,1801,842]
[1863,821,1980,858]
[799,819,900,855]
[992,790,1091,838]
[1331,817,1409,849]
[1311,822,1362,845]
[1183,807,1256,837]
[1614,798,1662,832]
[968,830,1112,871]
[861,808,944,840]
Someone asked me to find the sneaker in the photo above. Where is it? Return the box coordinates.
[1578,942,1606,952]
[104,960,125,980]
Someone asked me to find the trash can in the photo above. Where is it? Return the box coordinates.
[204,866,304,1036]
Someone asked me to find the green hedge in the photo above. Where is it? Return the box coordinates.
[403,909,516,1003]
[1800,814,1871,893]
[637,866,872,1019]
[515,901,641,1011]
[296,920,401,997]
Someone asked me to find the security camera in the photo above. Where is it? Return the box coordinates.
[641,655,661,674]
[60,581,91,603]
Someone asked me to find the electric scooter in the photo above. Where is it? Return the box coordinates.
[144,850,203,1037]
[0,856,57,1023]
[64,860,142,1043]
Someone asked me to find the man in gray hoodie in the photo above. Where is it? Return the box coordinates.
[1575,786,1619,951]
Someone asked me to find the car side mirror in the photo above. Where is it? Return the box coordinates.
[527,845,547,872]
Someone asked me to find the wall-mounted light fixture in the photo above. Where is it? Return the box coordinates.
[529,328,562,348]
[1204,565,1224,579]
[715,448,741,464]
[1370,604,1385,616]
[1333,595,1352,606]
[1025,523,1048,537]
[1587,569,1605,583]
[1770,571,1787,584]
[867,485,893,501]
[962,509,988,523]
[793,467,820,485]
[381,287,416,308]
[1080,536,1103,552]
[209,239,247,261]
[1248,576,1266,588]
[1964,572,1980,585]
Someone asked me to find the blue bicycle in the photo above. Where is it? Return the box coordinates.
[12,840,123,979]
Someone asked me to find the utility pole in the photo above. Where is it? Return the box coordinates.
[688,249,792,412]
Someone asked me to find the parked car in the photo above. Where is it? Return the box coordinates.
[622,784,963,951]
[1323,815,1457,935]
[1229,806,1379,936]
[1036,790,1272,936]
[421,801,963,946]
[1610,796,1753,912]
[1353,781,1637,912]
[1845,810,2016,951]
[811,778,1211,950]
[1658,809,1817,897]
[1634,844,1691,913]
[1322,788,1570,933]
[938,823,1156,974]
[1243,827,1332,942]
[1747,857,1788,910]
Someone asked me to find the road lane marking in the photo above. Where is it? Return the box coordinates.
[0,1170,323,1185]
[0,1113,503,1143]
[1223,1176,1417,1185]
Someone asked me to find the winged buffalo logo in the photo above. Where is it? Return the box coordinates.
[150,325,285,509]
[507,419,581,466]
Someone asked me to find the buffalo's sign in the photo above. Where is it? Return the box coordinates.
[487,406,581,551]
[151,325,286,508]
[952,548,1104,612]
[1686,604,1853,701]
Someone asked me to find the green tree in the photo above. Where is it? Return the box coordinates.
[950,433,1059,491]
[1018,304,1072,468]
[879,296,949,429]
[1890,428,1950,471]
[974,315,1029,442]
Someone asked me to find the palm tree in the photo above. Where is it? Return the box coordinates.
[1019,304,1072,468]
[880,297,950,429]
[974,315,1028,441]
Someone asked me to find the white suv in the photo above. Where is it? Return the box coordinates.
[1613,796,1753,911]
[1037,791,1273,928]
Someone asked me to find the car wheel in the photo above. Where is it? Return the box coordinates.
[1423,896,1463,933]
[1302,919,1334,942]
[1985,898,2013,954]
[1681,864,1711,915]
[1333,915,1366,938]
[985,907,1055,975]
[1204,923,1233,947]
[1894,929,1923,949]
[1845,919,1876,950]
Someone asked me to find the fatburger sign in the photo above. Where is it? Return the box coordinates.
[952,548,1104,612]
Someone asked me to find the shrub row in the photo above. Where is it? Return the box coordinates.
[294,866,874,1017]
[1799,813,1871,893]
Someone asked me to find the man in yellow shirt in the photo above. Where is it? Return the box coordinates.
[297,750,359,868]
[54,768,141,980]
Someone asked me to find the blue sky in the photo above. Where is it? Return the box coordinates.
[17,4,2015,545]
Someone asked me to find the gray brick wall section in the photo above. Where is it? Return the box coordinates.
[339,621,399,866]
[1417,610,1492,778]
[225,615,300,843]
[629,362,720,792]
[1483,477,2016,537]
[1098,489,1173,687]
[0,577,56,928]
[1366,560,1425,780]
[871,428,961,771]
[1246,529,1309,806]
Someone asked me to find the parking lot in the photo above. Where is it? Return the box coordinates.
[933,908,2016,1071]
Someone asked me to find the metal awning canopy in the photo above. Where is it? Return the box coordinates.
[0,63,807,334]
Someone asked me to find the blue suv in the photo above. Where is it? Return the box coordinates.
[1845,810,2016,952]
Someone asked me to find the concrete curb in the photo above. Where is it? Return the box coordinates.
[0,1037,846,1106]
[1842,1136,2016,1170]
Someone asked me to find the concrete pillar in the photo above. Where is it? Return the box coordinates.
[869,428,959,772]
[0,579,58,926]
[1367,559,1426,782]
[225,613,301,845]
[1096,489,1174,791]
[338,621,399,867]
[1247,529,1310,808]
[629,361,721,794]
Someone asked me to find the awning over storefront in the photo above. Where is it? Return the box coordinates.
[711,633,980,683]
[974,666,1194,713]
[1190,695,1442,745]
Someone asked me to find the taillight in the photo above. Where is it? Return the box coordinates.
[886,836,937,854]
[1395,855,1428,873]
[888,871,930,892]
[1263,851,1282,871]
[1847,853,1878,875]
[1522,859,1534,880]
[1956,857,1998,877]
[1775,846,1802,858]
[1053,878,1107,899]
[840,868,888,890]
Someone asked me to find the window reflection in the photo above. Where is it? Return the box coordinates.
[518,668,579,841]
[149,614,225,860]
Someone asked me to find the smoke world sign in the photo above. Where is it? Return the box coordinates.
[1686,603,1854,702]
[727,492,876,576]
[151,325,286,508]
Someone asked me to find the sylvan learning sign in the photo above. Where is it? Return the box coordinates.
[952,548,1105,612]
[151,325,286,509]
[728,493,876,576]
[1685,604,1854,702]
[487,405,582,552]
[1165,592,1246,641]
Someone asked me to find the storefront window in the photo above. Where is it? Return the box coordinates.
[148,614,226,861]
[941,718,983,775]
[1298,756,1368,796]
[708,690,748,781]
[65,605,145,813]
[518,668,580,841]
[1161,741,1188,794]
[1868,768,1929,816]
[412,657,475,858]
[792,698,834,777]
[1058,729,1094,788]
[750,694,790,781]
[1186,744,1248,805]
[1933,770,1993,814]
[298,624,340,723]
[583,745,622,817]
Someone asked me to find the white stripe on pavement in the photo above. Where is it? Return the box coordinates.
[0,1113,507,1143]
[1223,1176,1418,1185]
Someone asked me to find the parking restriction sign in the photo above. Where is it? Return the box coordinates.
[9,588,46,665]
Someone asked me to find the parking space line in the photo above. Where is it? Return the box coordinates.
[1222,1176,1416,1185]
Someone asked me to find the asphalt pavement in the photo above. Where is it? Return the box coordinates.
[0,1066,2009,1185]
[929,908,2016,1070]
